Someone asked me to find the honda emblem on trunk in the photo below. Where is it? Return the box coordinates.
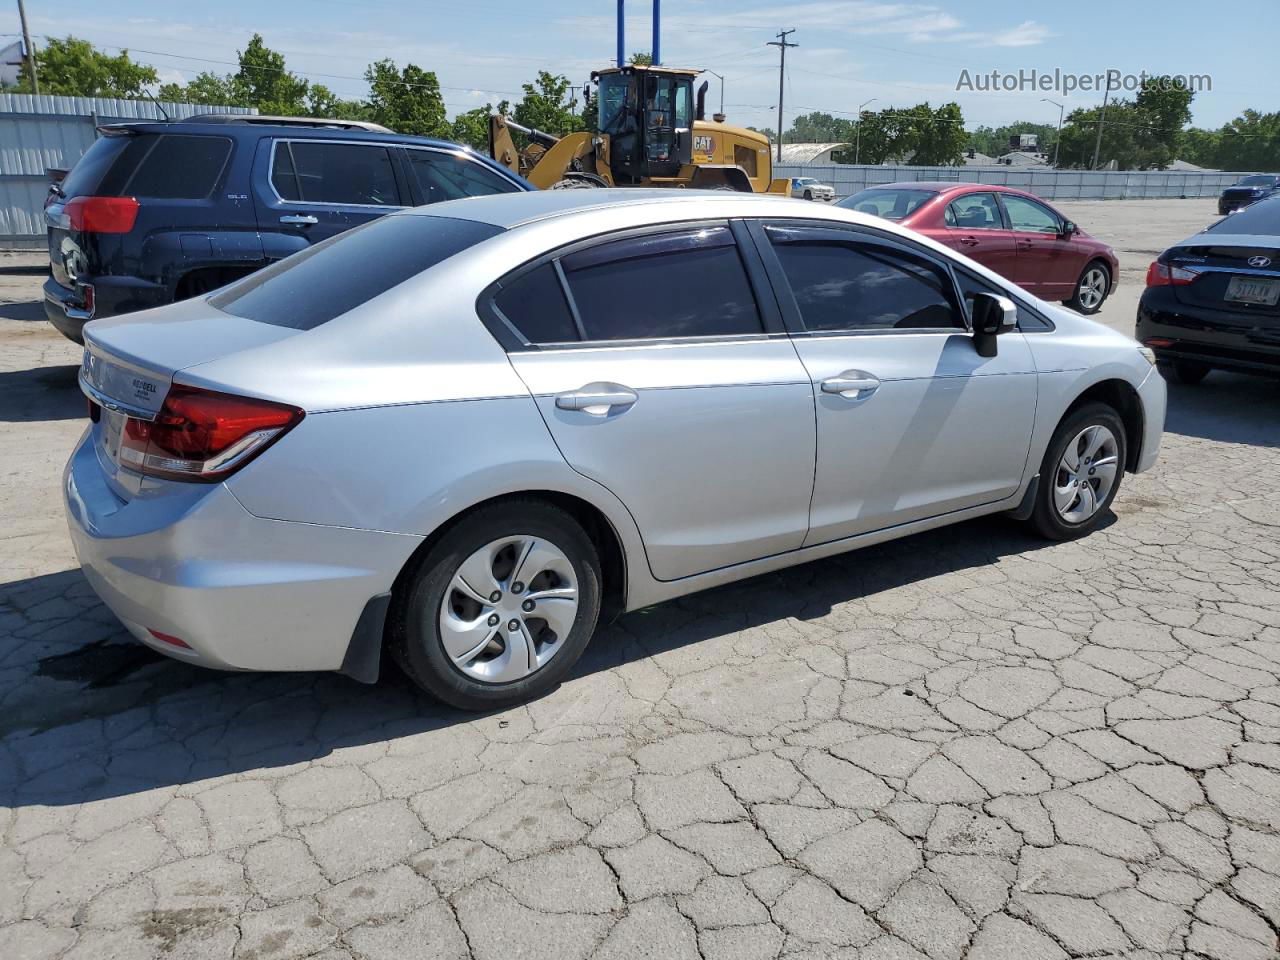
[1248,256,1272,268]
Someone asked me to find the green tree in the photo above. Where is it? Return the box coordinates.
[629,52,653,66]
[967,121,1057,158]
[787,112,855,144]
[364,60,449,136]
[513,71,584,137]
[234,33,309,114]
[157,72,235,106]
[1211,110,1280,170]
[14,36,157,98]
[451,105,498,150]
[1055,76,1195,170]
[831,102,966,165]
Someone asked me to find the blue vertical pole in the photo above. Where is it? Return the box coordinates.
[617,0,625,67]
[652,0,661,65]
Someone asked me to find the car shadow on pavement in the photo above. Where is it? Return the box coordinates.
[1,513,1066,809]
[0,299,45,322]
[0,364,85,422]
[1163,371,1280,448]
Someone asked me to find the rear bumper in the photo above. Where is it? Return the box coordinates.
[63,430,421,674]
[44,274,171,343]
[1136,288,1280,378]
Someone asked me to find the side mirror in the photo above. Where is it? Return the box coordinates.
[970,292,1018,358]
[1060,219,1077,238]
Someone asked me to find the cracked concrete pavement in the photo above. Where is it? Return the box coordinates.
[2,198,1280,960]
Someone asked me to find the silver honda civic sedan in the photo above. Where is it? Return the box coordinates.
[66,190,1165,710]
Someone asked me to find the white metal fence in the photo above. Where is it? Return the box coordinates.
[0,94,256,248]
[776,163,1265,202]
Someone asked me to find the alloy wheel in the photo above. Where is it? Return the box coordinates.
[438,535,579,684]
[1053,424,1119,523]
[1078,267,1107,310]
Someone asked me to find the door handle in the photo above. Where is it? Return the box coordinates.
[959,236,980,246]
[554,382,638,416]
[280,214,318,225]
[820,371,881,401]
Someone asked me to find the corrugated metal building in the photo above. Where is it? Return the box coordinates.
[1,94,256,248]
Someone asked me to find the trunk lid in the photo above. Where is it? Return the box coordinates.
[1167,239,1280,320]
[80,298,302,497]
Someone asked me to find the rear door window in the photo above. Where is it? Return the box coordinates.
[211,214,502,329]
[272,141,403,207]
[945,192,1004,230]
[407,149,519,204]
[59,135,133,198]
[561,226,763,341]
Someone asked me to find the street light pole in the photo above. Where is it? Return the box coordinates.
[1041,97,1063,167]
[17,0,39,94]
[704,71,725,119]
[854,97,876,165]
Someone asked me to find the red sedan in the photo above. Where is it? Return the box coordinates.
[837,182,1120,314]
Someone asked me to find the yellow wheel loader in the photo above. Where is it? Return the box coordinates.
[489,64,791,195]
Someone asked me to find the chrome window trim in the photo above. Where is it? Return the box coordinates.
[266,138,409,210]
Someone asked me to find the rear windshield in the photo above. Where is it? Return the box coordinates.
[837,188,937,221]
[1207,197,1280,235]
[60,132,231,200]
[211,214,503,329]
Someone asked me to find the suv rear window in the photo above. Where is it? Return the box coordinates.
[61,133,231,199]
[211,213,503,330]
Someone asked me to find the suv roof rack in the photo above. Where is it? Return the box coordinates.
[185,114,395,133]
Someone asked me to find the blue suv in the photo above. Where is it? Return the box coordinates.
[43,114,531,342]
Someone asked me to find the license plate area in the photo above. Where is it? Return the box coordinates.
[1225,275,1280,306]
[98,408,128,464]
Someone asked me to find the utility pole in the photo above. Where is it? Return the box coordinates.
[1091,71,1116,170]
[1042,98,1064,167]
[767,28,797,162]
[17,0,39,95]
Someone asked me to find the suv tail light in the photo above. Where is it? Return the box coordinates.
[1145,261,1198,287]
[118,384,304,482]
[65,196,140,234]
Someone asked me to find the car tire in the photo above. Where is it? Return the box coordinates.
[390,499,602,711]
[804,190,813,200]
[1065,261,1110,315]
[1159,360,1210,385]
[1026,402,1127,542]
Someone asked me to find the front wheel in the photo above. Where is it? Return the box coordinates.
[803,190,813,200]
[390,500,602,711]
[1026,403,1127,541]
[1065,262,1110,315]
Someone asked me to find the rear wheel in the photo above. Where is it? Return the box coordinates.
[391,500,602,711]
[1159,360,1210,385]
[1027,403,1127,541]
[803,190,813,200]
[1065,262,1110,315]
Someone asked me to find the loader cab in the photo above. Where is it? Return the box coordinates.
[595,66,695,183]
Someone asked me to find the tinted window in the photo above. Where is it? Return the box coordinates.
[1237,175,1279,186]
[1207,197,1280,234]
[494,263,580,344]
[836,188,937,221]
[768,229,960,332]
[1002,194,1060,234]
[561,227,763,341]
[211,214,502,329]
[272,142,300,201]
[276,141,401,206]
[408,150,516,204]
[60,134,133,198]
[120,135,232,200]
[945,192,1003,230]
[955,269,1051,331]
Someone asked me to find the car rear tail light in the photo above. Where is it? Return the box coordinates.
[119,384,304,482]
[1145,261,1198,287]
[65,196,140,234]
[148,628,191,649]
[1143,338,1174,348]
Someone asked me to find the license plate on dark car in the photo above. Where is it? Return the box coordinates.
[1225,276,1280,306]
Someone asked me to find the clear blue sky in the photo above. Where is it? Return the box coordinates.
[2,0,1272,132]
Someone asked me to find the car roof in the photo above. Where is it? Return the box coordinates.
[401,188,813,228]
[99,119,476,153]
[866,181,1022,194]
